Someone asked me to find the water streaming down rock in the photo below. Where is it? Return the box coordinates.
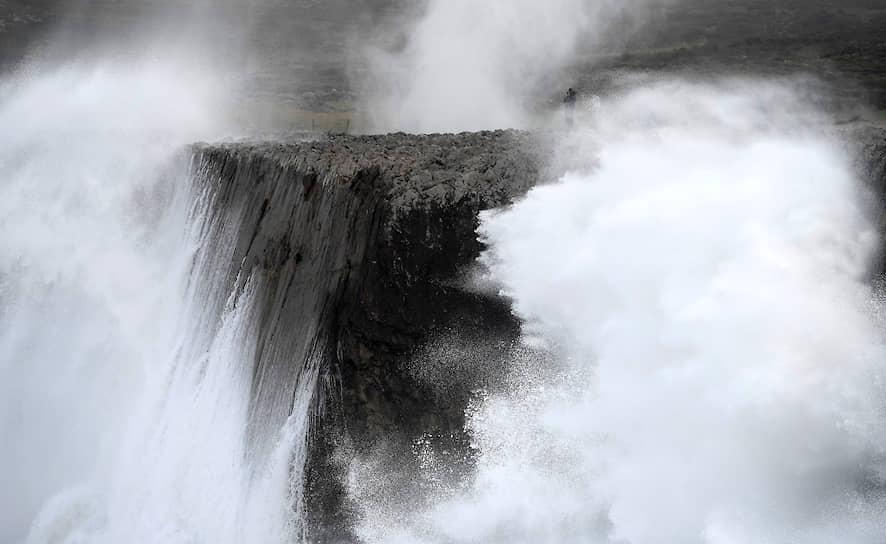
[0,67,546,541]
[0,63,323,543]
[191,132,544,541]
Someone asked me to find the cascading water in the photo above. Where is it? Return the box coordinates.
[0,60,316,543]
[5,15,886,544]
[350,81,886,543]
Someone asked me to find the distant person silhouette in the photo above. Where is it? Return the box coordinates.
[563,87,577,128]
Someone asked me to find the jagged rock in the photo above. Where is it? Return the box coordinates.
[191,130,545,541]
[190,125,886,541]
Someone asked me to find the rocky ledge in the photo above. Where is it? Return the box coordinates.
[190,130,545,540]
[190,125,886,541]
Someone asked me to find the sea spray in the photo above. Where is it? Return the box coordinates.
[351,80,886,543]
[359,0,668,133]
[0,59,311,543]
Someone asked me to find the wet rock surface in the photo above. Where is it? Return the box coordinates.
[191,130,545,541]
[192,126,886,541]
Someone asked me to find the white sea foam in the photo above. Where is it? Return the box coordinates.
[352,80,886,544]
[0,58,309,543]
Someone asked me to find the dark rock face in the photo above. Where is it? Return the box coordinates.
[191,130,544,541]
[191,126,886,541]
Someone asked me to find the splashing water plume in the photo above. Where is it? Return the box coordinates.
[4,1,886,541]
[0,57,314,543]
[351,81,886,544]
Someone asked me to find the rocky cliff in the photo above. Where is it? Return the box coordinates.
[189,125,886,541]
[190,130,544,540]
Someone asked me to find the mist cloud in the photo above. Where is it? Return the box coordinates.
[358,0,666,133]
[349,79,886,544]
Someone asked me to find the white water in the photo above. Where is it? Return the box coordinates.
[0,60,312,543]
[359,0,665,133]
[351,81,886,543]
[5,24,886,544]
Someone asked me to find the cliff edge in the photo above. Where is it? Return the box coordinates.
[189,125,886,541]
[190,130,544,539]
